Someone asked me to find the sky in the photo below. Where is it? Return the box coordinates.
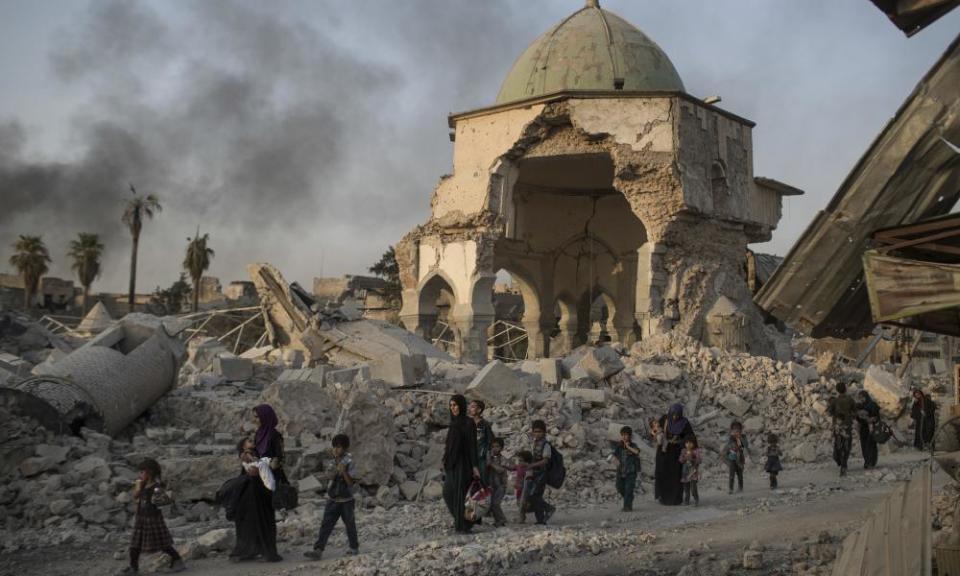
[0,0,957,294]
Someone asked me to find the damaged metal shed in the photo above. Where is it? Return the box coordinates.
[755,33,960,337]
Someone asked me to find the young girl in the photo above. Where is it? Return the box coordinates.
[678,436,701,506]
[649,418,664,501]
[764,433,783,489]
[724,421,750,494]
[121,458,185,574]
[510,450,533,523]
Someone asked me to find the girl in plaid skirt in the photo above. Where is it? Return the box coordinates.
[118,458,185,574]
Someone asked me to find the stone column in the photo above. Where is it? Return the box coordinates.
[522,318,552,359]
[451,308,494,365]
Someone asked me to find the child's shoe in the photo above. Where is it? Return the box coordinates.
[167,559,186,573]
[304,549,323,561]
[346,548,359,556]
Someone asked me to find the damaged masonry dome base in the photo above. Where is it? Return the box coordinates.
[397,0,801,364]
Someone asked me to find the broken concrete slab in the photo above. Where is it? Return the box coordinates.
[863,365,907,417]
[789,362,819,385]
[213,353,253,382]
[298,475,323,493]
[261,379,338,442]
[719,393,751,419]
[0,353,30,377]
[634,363,683,383]
[338,389,397,486]
[238,346,274,360]
[465,360,530,405]
[576,346,624,382]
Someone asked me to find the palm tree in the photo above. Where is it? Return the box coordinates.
[67,233,105,314]
[183,228,214,312]
[9,235,51,310]
[122,184,161,314]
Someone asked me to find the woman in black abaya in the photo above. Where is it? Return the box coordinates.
[657,403,694,506]
[442,394,481,533]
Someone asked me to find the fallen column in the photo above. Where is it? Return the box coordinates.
[0,314,186,436]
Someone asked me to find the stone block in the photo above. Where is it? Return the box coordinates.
[634,363,683,383]
[540,358,563,388]
[72,455,111,481]
[376,485,398,509]
[186,338,229,373]
[864,365,907,418]
[719,393,751,418]
[577,346,624,381]
[298,475,323,493]
[19,456,58,478]
[49,499,73,516]
[742,416,764,432]
[563,387,607,406]
[35,444,70,464]
[197,528,234,551]
[743,550,763,570]
[422,480,443,500]
[281,348,304,368]
[789,362,819,385]
[213,353,253,382]
[399,480,421,501]
[369,351,429,387]
[465,360,530,405]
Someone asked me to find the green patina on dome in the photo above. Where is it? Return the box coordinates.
[496,0,684,105]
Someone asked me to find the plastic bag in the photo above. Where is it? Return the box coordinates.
[464,481,492,522]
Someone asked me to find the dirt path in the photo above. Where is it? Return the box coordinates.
[1,451,941,576]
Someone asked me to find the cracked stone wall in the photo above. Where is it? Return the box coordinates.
[400,95,784,361]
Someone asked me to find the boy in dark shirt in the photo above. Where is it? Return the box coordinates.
[611,426,641,512]
[305,434,358,560]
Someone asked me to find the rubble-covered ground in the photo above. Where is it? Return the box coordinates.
[0,311,955,575]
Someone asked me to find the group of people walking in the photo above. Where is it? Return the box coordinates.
[116,380,941,572]
[828,381,937,477]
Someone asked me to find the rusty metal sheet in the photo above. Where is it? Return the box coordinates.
[755,33,960,338]
[864,251,960,322]
[832,465,932,576]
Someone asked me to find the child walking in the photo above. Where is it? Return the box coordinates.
[485,437,509,527]
[679,436,701,506]
[120,458,185,574]
[764,433,783,489]
[305,434,359,561]
[649,418,664,502]
[612,426,641,512]
[724,421,750,494]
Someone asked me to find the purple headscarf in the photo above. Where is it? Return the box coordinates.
[666,403,689,436]
[253,404,279,457]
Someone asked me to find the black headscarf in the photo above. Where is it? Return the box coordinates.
[443,394,477,471]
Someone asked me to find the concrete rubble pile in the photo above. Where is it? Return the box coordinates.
[0,295,938,575]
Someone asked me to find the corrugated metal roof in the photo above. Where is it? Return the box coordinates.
[754,33,960,338]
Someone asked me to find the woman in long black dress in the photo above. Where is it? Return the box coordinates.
[855,390,880,469]
[657,403,694,506]
[231,405,284,562]
[442,394,480,533]
[911,388,936,451]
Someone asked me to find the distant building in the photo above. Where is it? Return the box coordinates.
[0,273,77,312]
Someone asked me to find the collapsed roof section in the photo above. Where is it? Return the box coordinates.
[755,33,960,338]
[869,0,959,37]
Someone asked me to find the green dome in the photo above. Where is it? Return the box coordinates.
[495,0,684,105]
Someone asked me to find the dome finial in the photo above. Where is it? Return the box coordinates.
[586,0,600,7]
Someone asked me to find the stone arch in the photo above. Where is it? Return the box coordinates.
[577,287,617,345]
[711,159,729,215]
[412,271,459,352]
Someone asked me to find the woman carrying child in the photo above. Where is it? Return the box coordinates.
[232,433,282,562]
[657,404,694,506]
[118,458,185,574]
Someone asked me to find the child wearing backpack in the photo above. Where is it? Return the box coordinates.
[612,426,641,512]
[527,420,557,525]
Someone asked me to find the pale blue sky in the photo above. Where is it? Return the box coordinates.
[0,1,957,292]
